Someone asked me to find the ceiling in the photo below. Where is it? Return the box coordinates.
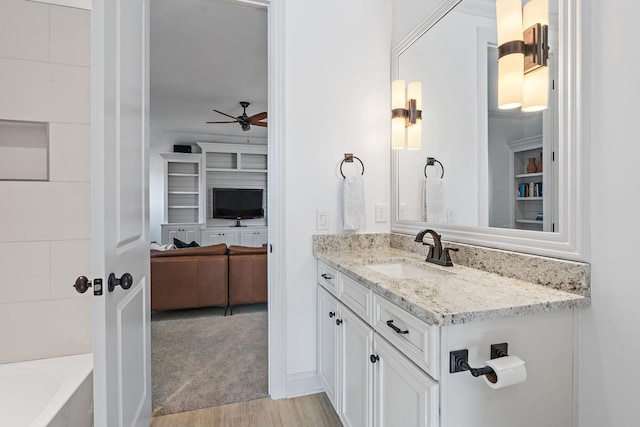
[150,0,268,140]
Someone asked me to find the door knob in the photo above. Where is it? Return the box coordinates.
[73,276,92,293]
[108,273,133,292]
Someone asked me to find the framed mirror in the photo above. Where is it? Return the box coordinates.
[391,0,589,261]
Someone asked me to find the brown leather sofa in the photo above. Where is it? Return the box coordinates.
[150,244,228,311]
[228,245,268,312]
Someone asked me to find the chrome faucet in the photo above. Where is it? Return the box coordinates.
[414,229,458,267]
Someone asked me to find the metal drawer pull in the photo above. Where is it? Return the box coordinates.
[386,319,409,334]
[321,273,333,280]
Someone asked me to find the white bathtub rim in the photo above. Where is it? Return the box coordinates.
[0,353,93,427]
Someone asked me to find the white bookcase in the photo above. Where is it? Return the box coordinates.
[159,144,268,246]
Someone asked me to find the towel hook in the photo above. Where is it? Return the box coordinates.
[340,153,365,178]
[424,157,444,179]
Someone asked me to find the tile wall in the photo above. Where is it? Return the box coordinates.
[0,0,92,364]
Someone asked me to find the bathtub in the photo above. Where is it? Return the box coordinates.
[0,353,93,427]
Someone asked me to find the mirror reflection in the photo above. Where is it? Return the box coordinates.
[395,0,558,232]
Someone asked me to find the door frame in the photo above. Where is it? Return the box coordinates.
[265,0,287,399]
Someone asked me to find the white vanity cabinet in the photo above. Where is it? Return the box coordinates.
[317,263,439,427]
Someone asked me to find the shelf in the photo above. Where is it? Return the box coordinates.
[516,219,543,224]
[168,191,199,195]
[205,168,268,173]
[516,197,542,201]
[168,173,199,177]
[515,172,543,178]
[169,206,199,209]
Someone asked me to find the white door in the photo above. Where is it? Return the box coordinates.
[339,307,374,427]
[91,0,151,426]
[373,336,439,427]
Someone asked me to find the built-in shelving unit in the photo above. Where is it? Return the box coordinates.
[509,136,545,231]
[159,144,268,247]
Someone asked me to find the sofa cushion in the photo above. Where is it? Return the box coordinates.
[228,245,268,255]
[151,243,227,258]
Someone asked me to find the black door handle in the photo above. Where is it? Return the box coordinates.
[329,311,336,318]
[108,273,133,292]
[336,319,343,325]
[73,276,91,293]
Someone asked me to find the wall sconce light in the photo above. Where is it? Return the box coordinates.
[391,80,422,150]
[497,0,549,112]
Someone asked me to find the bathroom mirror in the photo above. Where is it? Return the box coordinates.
[391,0,589,261]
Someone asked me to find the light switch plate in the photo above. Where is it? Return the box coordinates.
[399,203,407,220]
[375,203,387,223]
[316,210,329,231]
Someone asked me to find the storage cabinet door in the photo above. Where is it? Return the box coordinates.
[201,229,239,246]
[339,307,374,427]
[317,287,340,410]
[373,336,439,427]
[240,228,268,247]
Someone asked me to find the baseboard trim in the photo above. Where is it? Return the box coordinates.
[286,371,322,398]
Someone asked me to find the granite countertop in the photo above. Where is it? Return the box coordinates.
[314,246,590,326]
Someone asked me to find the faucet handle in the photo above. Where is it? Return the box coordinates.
[441,247,459,267]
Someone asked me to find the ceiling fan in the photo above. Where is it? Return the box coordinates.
[207,101,267,131]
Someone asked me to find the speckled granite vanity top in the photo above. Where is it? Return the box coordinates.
[315,242,590,326]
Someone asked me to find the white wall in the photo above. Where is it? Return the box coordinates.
[283,0,392,381]
[0,0,92,364]
[579,0,640,425]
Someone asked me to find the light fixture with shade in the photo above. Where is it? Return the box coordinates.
[391,80,422,150]
[496,0,549,112]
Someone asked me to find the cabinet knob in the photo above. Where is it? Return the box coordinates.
[336,319,343,326]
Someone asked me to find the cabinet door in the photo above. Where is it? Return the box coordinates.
[373,336,439,427]
[240,228,268,247]
[162,225,200,245]
[182,227,199,244]
[201,229,240,246]
[317,286,340,411]
[339,306,374,427]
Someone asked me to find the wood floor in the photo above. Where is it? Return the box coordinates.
[150,392,343,427]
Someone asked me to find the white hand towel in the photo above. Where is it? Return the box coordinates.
[342,175,366,231]
[423,176,445,224]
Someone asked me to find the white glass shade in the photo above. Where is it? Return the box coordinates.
[392,80,406,149]
[496,0,524,109]
[407,82,422,150]
[522,0,549,111]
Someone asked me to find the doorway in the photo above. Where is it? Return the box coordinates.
[148,0,270,416]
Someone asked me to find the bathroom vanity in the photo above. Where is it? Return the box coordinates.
[314,233,589,427]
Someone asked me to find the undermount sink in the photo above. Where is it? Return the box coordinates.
[362,258,454,280]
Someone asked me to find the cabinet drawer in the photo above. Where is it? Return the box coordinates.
[317,261,338,296]
[339,274,372,323]
[373,295,440,380]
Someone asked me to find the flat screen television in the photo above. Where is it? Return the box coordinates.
[212,188,264,220]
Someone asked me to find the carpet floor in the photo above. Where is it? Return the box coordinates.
[151,304,268,417]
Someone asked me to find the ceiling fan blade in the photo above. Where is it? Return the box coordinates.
[213,109,240,121]
[206,120,238,124]
[252,122,268,127]
[248,112,267,122]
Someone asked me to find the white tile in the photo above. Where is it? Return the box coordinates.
[0,242,50,303]
[0,297,92,364]
[0,181,90,242]
[50,6,90,66]
[0,58,90,124]
[49,123,91,182]
[51,239,91,299]
[0,0,50,62]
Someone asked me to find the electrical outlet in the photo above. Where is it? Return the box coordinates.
[399,203,407,220]
[316,210,329,231]
[375,203,387,223]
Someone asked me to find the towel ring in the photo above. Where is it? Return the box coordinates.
[424,157,444,179]
[340,154,365,178]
